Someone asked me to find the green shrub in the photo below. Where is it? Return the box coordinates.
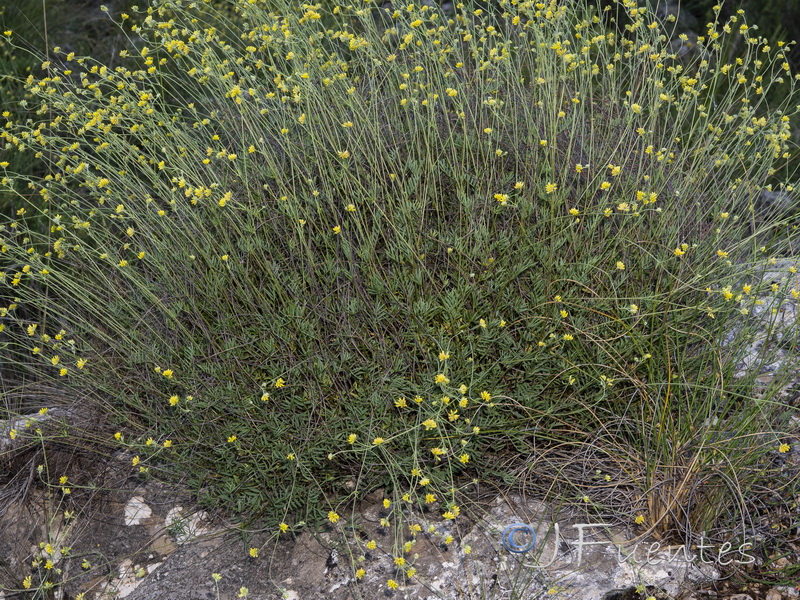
[1,0,798,559]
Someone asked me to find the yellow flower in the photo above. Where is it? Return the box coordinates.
[275,377,286,388]
[545,182,557,194]
[279,522,289,532]
[422,419,437,430]
[169,395,180,406]
[779,443,790,453]
[366,540,377,550]
[387,579,399,590]
[716,249,729,258]
[674,247,686,256]
[395,397,407,408]
[249,547,259,558]
[616,261,625,270]
[635,514,645,525]
[162,369,173,378]
[372,437,385,445]
[228,435,237,443]
[332,225,341,234]
[163,440,172,448]
[328,511,340,524]
[355,568,366,579]
[337,150,350,159]
[434,373,449,385]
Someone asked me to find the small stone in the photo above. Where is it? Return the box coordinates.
[123,496,152,526]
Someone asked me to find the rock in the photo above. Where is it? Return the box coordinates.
[756,190,797,220]
[723,258,800,384]
[124,496,153,526]
[457,494,720,600]
[164,506,216,544]
[0,408,75,454]
[766,589,783,600]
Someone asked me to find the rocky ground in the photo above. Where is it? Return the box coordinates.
[1,443,799,600]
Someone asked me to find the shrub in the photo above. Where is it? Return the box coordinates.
[1,0,798,563]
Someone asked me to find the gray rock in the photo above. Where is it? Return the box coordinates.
[755,190,798,220]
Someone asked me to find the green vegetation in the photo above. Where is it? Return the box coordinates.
[0,0,135,213]
[1,0,799,596]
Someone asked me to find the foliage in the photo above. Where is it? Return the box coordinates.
[1,0,799,594]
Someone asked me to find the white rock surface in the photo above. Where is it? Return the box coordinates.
[164,506,214,544]
[123,496,152,526]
